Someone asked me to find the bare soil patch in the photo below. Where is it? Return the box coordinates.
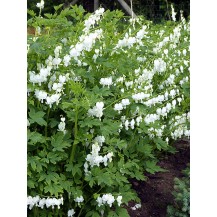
[128,139,190,217]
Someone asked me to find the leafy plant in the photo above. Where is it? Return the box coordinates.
[27,2,189,216]
[167,166,190,217]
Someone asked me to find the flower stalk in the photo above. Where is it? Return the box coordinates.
[45,107,50,138]
[69,106,78,163]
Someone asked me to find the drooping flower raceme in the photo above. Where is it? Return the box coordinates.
[27,196,40,210]
[58,116,66,134]
[96,194,122,207]
[131,203,142,211]
[102,194,115,207]
[116,196,123,206]
[85,142,113,169]
[83,8,105,32]
[171,4,177,22]
[69,29,103,66]
[94,135,105,146]
[27,196,63,210]
[114,25,148,50]
[132,92,150,103]
[46,93,61,108]
[121,98,130,108]
[36,0,44,9]
[169,113,190,140]
[68,209,75,217]
[114,103,124,113]
[74,196,84,204]
[63,55,71,66]
[144,114,160,124]
[97,194,115,207]
[88,102,104,119]
[153,58,167,73]
[99,77,113,87]
[54,45,62,58]
[34,89,47,103]
[52,57,61,68]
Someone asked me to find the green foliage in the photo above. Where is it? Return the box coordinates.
[27,0,190,23]
[27,3,189,216]
[167,166,190,217]
[28,107,47,126]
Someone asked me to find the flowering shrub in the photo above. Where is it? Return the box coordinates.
[27,3,189,216]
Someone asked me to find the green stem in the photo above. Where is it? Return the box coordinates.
[37,100,40,109]
[104,94,132,110]
[66,81,69,96]
[77,187,103,217]
[45,107,50,138]
[33,207,36,217]
[165,0,171,20]
[33,207,39,217]
[128,128,136,148]
[69,107,78,163]
[39,6,42,17]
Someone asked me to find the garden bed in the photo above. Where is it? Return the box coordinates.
[128,139,190,217]
[27,5,190,216]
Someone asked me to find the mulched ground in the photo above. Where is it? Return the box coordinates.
[127,139,190,217]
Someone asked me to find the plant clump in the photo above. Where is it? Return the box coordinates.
[27,2,190,216]
[167,166,190,217]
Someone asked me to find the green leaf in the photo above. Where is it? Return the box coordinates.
[108,138,127,150]
[154,138,169,151]
[47,152,63,164]
[114,171,129,185]
[86,211,100,217]
[31,160,36,171]
[28,131,46,145]
[121,190,138,203]
[27,9,36,17]
[72,164,82,177]
[45,172,60,185]
[28,157,38,171]
[38,172,47,182]
[54,4,64,11]
[103,61,115,68]
[51,132,71,152]
[116,207,130,217]
[182,82,190,97]
[108,211,118,217]
[59,180,73,192]
[28,108,47,126]
[134,170,146,181]
[85,174,95,187]
[80,117,102,128]
[96,172,113,186]
[69,80,85,96]
[92,86,114,97]
[27,179,36,188]
[137,141,153,157]
[101,120,121,137]
[28,156,46,173]
[44,13,53,19]
[49,118,59,128]
[62,102,74,109]
[145,160,166,174]
[44,184,63,197]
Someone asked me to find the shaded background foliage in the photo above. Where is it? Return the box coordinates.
[28,0,190,22]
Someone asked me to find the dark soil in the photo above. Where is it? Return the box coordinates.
[128,139,190,217]
[27,27,35,35]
